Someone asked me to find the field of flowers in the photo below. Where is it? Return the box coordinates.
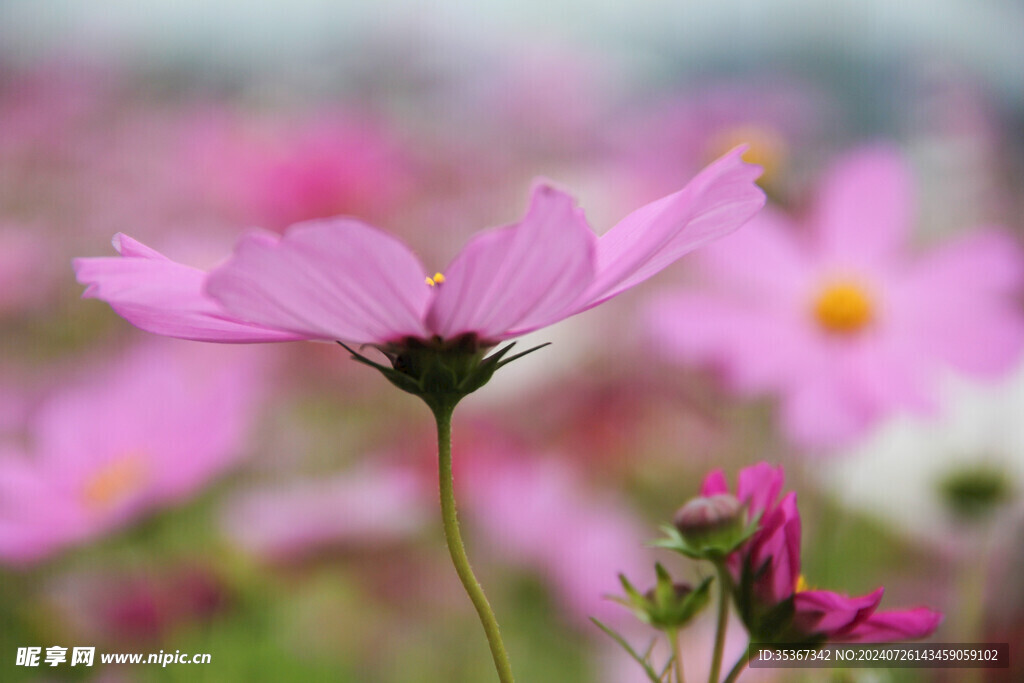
[1,3,1022,681]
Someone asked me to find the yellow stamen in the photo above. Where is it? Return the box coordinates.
[425,272,446,287]
[81,454,148,510]
[814,281,874,333]
[795,575,811,593]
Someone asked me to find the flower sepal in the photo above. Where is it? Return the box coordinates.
[611,563,713,631]
[652,509,760,562]
[339,335,550,414]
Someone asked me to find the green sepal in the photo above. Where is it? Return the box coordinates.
[651,512,761,561]
[612,568,713,631]
[733,555,827,646]
[338,336,550,414]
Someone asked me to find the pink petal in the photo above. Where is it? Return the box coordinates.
[793,588,883,636]
[780,374,875,449]
[220,466,428,559]
[74,234,305,343]
[0,454,48,517]
[840,336,939,416]
[814,147,912,263]
[736,463,785,517]
[700,469,729,496]
[919,302,1024,376]
[426,184,598,340]
[895,229,1024,376]
[0,455,86,564]
[904,229,1024,295]
[581,147,765,309]
[749,493,801,604]
[646,292,819,394]
[695,208,813,298]
[112,233,169,259]
[834,607,942,643]
[206,218,431,344]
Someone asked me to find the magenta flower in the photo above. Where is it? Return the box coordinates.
[74,148,763,349]
[0,342,267,565]
[647,147,1024,448]
[700,462,942,644]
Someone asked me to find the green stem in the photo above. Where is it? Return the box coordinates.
[955,528,993,683]
[669,628,685,683]
[433,404,515,683]
[721,649,750,683]
[708,563,731,683]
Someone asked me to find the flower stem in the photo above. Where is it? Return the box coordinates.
[433,403,515,683]
[708,562,731,683]
[669,628,685,683]
[721,649,750,683]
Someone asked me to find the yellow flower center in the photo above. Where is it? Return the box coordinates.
[707,124,787,186]
[813,281,874,333]
[795,575,812,593]
[425,272,446,287]
[81,454,149,510]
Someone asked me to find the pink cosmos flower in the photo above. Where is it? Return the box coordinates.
[73,148,763,348]
[183,112,414,229]
[220,464,429,560]
[647,147,1024,449]
[0,342,267,565]
[702,462,942,643]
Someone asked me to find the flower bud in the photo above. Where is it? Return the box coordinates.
[614,564,712,630]
[674,493,742,534]
[671,494,746,554]
[643,582,694,609]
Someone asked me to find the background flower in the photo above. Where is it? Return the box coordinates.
[647,147,1024,450]
[823,363,1024,548]
[701,463,942,644]
[0,341,269,564]
[220,463,429,561]
[2,3,1023,679]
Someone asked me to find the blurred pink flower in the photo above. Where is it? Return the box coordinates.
[702,462,942,643]
[0,64,107,163]
[74,148,763,346]
[647,147,1024,448]
[184,112,414,229]
[0,342,267,565]
[0,225,58,314]
[612,78,831,200]
[219,464,429,560]
[49,565,229,644]
[459,447,651,625]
